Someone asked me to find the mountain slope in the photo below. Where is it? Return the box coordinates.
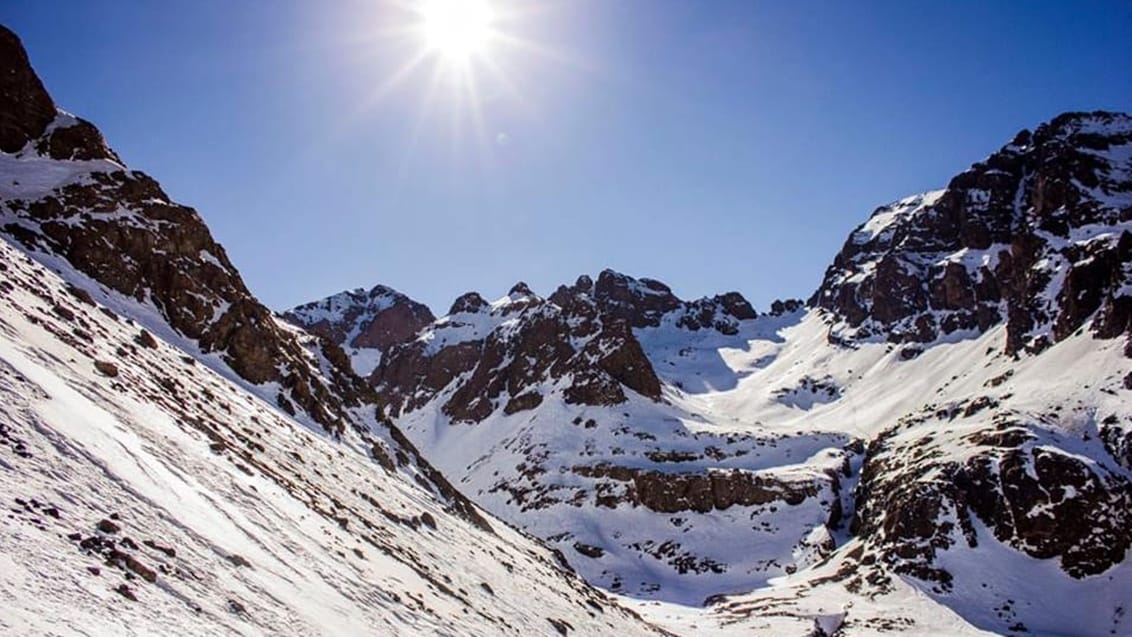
[0,234,665,636]
[0,24,667,636]
[0,23,496,532]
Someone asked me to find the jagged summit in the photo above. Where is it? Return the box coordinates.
[291,268,768,424]
[813,109,1132,356]
[0,26,118,163]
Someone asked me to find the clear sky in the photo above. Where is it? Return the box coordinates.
[3,1,1130,314]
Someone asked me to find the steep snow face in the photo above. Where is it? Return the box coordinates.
[0,235,665,636]
[814,111,1132,355]
[284,286,435,377]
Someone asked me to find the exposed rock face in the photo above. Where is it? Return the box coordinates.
[813,111,1132,355]
[448,291,488,315]
[0,26,55,153]
[0,24,486,530]
[571,463,834,515]
[4,140,366,436]
[362,269,760,423]
[588,270,682,327]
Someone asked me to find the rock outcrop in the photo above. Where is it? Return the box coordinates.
[0,26,55,153]
[852,410,1132,588]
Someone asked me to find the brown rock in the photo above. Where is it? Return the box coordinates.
[0,26,56,153]
[97,518,120,534]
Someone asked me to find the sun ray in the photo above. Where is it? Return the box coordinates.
[396,55,450,184]
[359,47,432,109]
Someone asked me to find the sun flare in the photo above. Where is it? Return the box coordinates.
[419,0,495,62]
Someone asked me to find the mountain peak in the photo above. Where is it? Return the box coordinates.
[507,281,535,297]
[284,284,435,375]
[448,291,489,315]
[0,26,115,163]
[814,110,1132,354]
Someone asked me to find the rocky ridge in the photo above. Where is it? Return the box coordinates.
[354,270,781,423]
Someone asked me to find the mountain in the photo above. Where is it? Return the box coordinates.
[292,113,1132,636]
[813,111,1132,355]
[284,285,435,377]
[0,24,668,636]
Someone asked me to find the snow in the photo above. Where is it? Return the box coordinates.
[930,518,1132,636]
[852,190,945,245]
[419,307,513,355]
[624,540,996,637]
[0,234,666,636]
[0,152,121,202]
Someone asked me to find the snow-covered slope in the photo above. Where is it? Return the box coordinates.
[645,309,1131,636]
[349,274,855,606]
[0,235,665,636]
[5,17,1132,636]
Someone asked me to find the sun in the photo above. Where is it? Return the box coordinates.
[418,0,495,62]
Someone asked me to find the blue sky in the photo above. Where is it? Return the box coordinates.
[3,1,1131,314]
